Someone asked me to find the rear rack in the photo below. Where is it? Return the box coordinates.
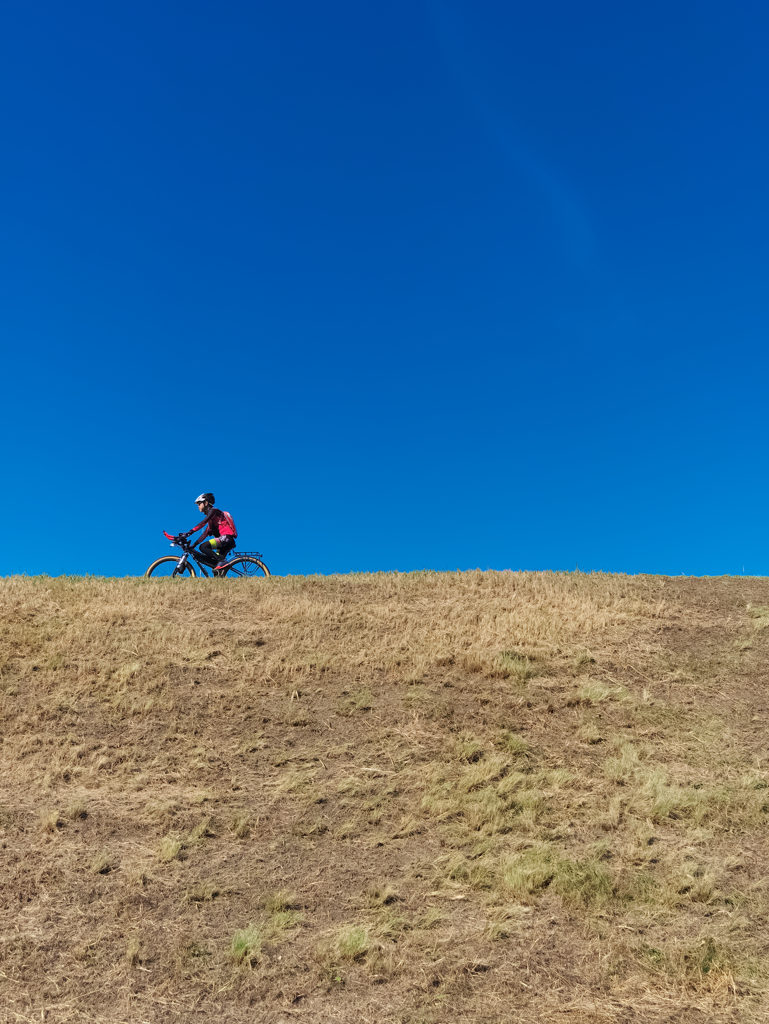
[231,551,263,561]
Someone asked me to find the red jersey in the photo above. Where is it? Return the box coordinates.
[191,507,238,540]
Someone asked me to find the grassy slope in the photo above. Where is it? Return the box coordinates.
[1,571,769,1024]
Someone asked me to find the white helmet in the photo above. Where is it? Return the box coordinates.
[195,492,215,505]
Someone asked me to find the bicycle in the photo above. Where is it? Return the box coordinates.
[145,532,271,578]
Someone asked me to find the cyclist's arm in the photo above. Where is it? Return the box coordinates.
[186,514,212,545]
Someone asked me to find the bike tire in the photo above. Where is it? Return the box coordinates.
[221,555,270,578]
[145,556,197,578]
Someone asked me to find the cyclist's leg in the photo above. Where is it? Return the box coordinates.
[214,535,236,567]
[200,535,236,569]
[197,538,220,567]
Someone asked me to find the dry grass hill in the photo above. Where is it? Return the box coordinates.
[1,570,769,1024]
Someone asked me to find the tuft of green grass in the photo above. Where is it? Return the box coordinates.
[183,881,221,903]
[495,651,536,682]
[126,936,142,967]
[230,904,303,967]
[264,889,298,913]
[416,907,443,930]
[39,809,62,833]
[601,794,624,830]
[189,817,214,841]
[126,863,148,887]
[451,732,484,763]
[64,800,87,821]
[275,767,316,793]
[496,729,529,757]
[461,648,539,681]
[230,811,251,839]
[554,855,615,908]
[366,885,401,908]
[402,683,429,708]
[442,853,493,891]
[578,721,604,745]
[603,739,643,782]
[422,757,565,842]
[684,937,723,977]
[157,817,213,863]
[568,680,627,706]
[339,688,372,715]
[457,752,510,792]
[90,852,112,874]
[502,844,617,907]
[602,764,769,830]
[636,934,764,989]
[392,814,422,839]
[485,904,532,941]
[335,925,370,962]
[230,923,267,966]
[747,604,769,630]
[502,843,560,899]
[573,651,596,673]
[157,834,184,863]
[662,859,720,906]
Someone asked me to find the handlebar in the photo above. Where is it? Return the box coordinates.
[163,531,195,549]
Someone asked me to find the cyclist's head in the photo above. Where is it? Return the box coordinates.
[195,492,215,510]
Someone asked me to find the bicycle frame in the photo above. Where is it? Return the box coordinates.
[162,534,259,578]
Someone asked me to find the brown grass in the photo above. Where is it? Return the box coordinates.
[1,570,769,1022]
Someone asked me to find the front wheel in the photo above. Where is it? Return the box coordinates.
[221,556,270,578]
[145,556,197,578]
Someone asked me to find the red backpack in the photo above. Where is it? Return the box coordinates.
[220,510,238,537]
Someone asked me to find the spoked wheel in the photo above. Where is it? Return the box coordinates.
[221,556,270,578]
[145,557,197,578]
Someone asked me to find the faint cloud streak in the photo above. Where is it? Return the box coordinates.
[428,0,598,269]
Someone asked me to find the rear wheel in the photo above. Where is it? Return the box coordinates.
[221,556,270,578]
[145,556,197,578]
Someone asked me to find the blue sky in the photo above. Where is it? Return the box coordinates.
[2,0,767,577]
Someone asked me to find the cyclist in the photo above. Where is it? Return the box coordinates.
[182,493,238,573]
